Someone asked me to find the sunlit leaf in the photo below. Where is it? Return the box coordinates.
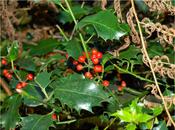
[52,74,109,113]
[77,10,130,40]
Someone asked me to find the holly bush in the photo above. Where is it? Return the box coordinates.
[0,0,175,130]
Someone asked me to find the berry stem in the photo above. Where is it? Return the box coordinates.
[11,60,22,81]
[64,0,90,62]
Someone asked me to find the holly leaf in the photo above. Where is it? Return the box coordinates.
[17,58,36,72]
[3,94,22,130]
[7,41,19,61]
[35,71,52,89]
[22,84,44,107]
[58,5,91,24]
[52,74,109,113]
[147,42,164,58]
[77,10,130,40]
[29,38,59,56]
[119,45,141,61]
[64,40,83,60]
[21,114,53,130]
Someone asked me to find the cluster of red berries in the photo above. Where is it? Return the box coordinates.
[72,48,109,87]
[15,74,34,93]
[1,58,34,93]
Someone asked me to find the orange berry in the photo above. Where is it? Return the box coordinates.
[118,86,123,91]
[94,65,103,73]
[121,81,126,87]
[27,74,34,81]
[1,59,7,65]
[92,48,98,55]
[102,80,110,87]
[52,113,57,120]
[76,64,83,71]
[96,52,103,59]
[78,56,86,63]
[84,72,93,79]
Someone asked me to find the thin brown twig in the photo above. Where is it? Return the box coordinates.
[131,0,175,127]
[0,77,12,96]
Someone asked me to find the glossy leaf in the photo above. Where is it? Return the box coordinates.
[22,84,44,107]
[4,94,22,130]
[77,10,130,40]
[7,41,19,61]
[52,75,109,113]
[35,71,52,89]
[64,40,83,60]
[21,114,53,130]
[29,38,59,56]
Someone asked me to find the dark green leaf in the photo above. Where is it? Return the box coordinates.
[21,114,53,130]
[35,72,52,89]
[23,84,44,107]
[29,39,59,56]
[58,5,91,24]
[102,53,113,65]
[153,121,168,130]
[147,42,164,58]
[52,75,109,113]
[17,58,36,72]
[4,94,22,130]
[119,45,141,61]
[77,10,130,40]
[64,40,83,60]
[7,41,19,61]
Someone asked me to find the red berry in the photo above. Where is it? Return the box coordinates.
[76,64,83,71]
[94,65,103,73]
[66,53,69,59]
[78,56,86,63]
[52,113,57,120]
[16,83,23,89]
[92,48,98,55]
[3,69,8,75]
[91,54,97,59]
[73,60,78,65]
[121,81,126,87]
[5,73,12,80]
[118,86,123,91]
[96,52,103,59]
[84,72,93,79]
[21,82,27,88]
[27,74,34,81]
[1,59,7,65]
[91,58,99,65]
[102,80,109,87]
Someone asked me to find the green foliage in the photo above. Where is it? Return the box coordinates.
[7,41,19,62]
[64,40,83,60]
[17,58,36,72]
[21,114,53,130]
[77,10,130,40]
[52,74,109,113]
[22,84,44,107]
[29,39,60,56]
[112,98,154,130]
[35,71,52,89]
[3,94,22,130]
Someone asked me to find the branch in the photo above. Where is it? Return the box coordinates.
[131,0,175,127]
[0,77,12,96]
